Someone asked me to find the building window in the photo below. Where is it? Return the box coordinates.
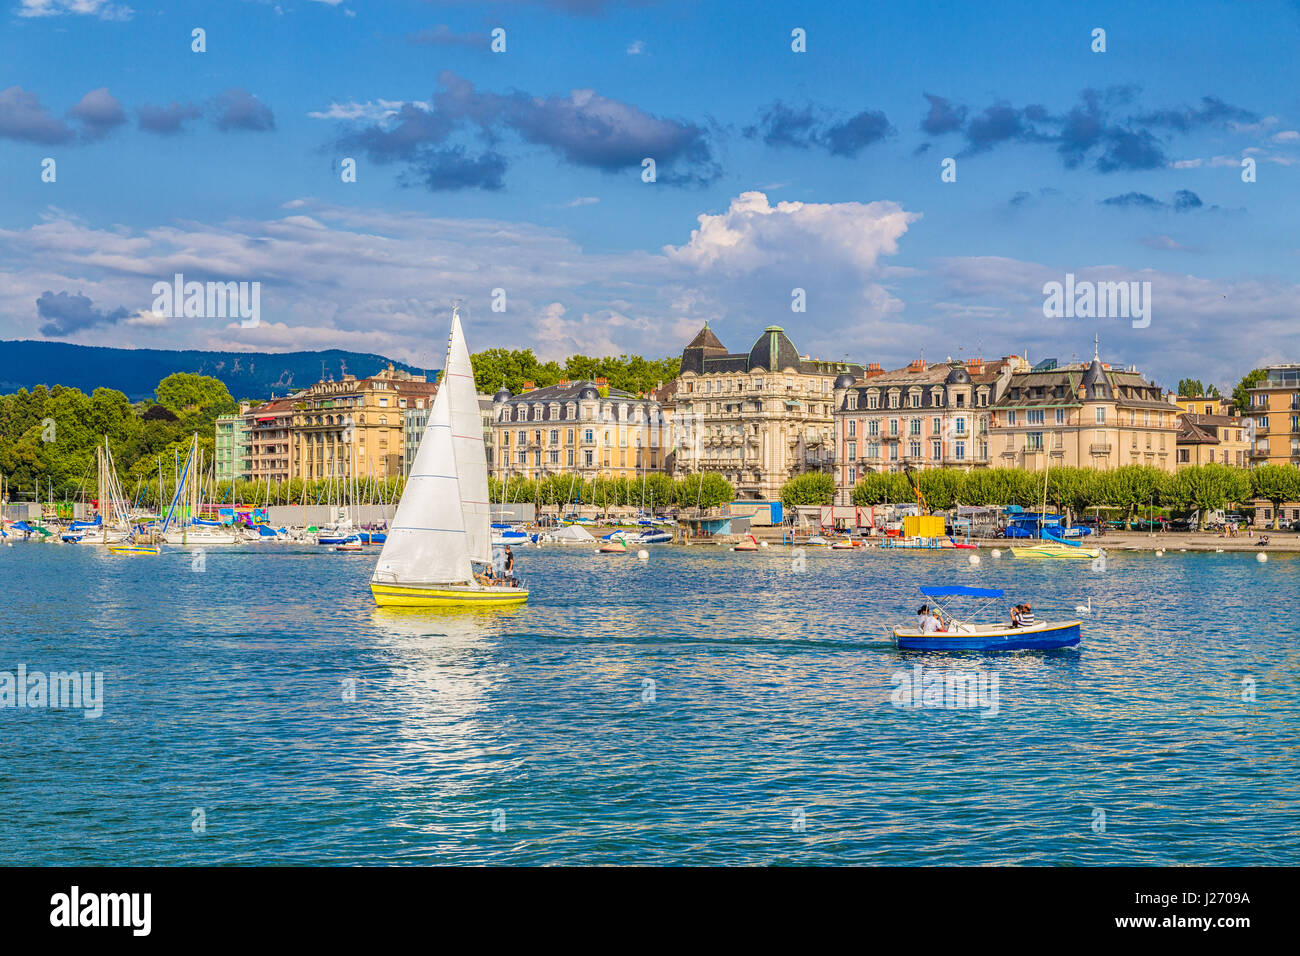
[955,441,966,461]
[1008,410,1017,425]
[1027,409,1044,424]
[847,441,857,459]
[931,441,941,460]
[1095,408,1107,424]
[909,419,921,436]
[1026,432,1044,452]
[1055,408,1065,424]
[909,441,921,458]
[868,419,879,437]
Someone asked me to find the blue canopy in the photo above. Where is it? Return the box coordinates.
[921,585,1004,598]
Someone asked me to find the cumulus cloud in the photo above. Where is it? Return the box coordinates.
[745,100,892,156]
[330,70,718,189]
[213,88,275,132]
[35,291,129,336]
[1100,189,1216,212]
[67,87,126,141]
[922,86,1260,173]
[0,86,75,144]
[137,101,202,134]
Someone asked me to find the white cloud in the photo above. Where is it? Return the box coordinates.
[626,40,645,55]
[307,99,412,122]
[17,0,131,19]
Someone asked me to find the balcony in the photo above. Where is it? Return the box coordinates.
[1089,443,1113,455]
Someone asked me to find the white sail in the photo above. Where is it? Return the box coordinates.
[444,309,492,565]
[370,385,472,586]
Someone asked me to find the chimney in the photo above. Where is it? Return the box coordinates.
[966,358,984,375]
[558,378,570,386]
[523,380,535,391]
[594,377,608,386]
[863,363,883,377]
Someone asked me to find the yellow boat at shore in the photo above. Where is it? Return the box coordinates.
[1011,541,1100,560]
[107,543,162,556]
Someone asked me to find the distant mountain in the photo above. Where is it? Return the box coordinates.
[0,340,432,402]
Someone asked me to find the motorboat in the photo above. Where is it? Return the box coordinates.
[892,585,1081,651]
[731,534,759,552]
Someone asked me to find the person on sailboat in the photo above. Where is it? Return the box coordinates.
[504,546,517,585]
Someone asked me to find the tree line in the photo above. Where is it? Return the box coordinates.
[771,465,1300,530]
[472,348,680,396]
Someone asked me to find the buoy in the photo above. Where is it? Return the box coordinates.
[637,549,648,560]
[1215,548,1224,553]
[968,554,980,565]
[990,549,1002,557]
[760,541,768,548]
[1155,549,1164,556]
[1257,552,1268,563]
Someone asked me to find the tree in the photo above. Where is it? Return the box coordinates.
[1163,464,1251,529]
[1177,378,1205,398]
[1250,464,1300,530]
[1102,465,1165,530]
[780,472,834,508]
[674,473,733,510]
[1232,369,1266,416]
[851,472,911,505]
[916,468,964,511]
[155,372,236,421]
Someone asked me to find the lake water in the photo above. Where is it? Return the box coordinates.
[1,541,1296,865]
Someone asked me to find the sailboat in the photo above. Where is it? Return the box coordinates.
[1010,443,1100,560]
[369,308,528,607]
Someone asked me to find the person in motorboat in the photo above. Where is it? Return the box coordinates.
[1010,604,1024,628]
[1018,603,1036,626]
[916,605,943,633]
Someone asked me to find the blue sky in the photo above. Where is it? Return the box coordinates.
[1,0,1297,389]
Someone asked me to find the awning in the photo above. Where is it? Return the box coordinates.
[921,585,1004,598]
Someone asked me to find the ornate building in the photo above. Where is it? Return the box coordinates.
[491,378,668,480]
[987,351,1180,472]
[672,324,862,500]
[832,356,1023,500]
[289,364,438,481]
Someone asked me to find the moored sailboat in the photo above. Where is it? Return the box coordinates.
[369,309,528,608]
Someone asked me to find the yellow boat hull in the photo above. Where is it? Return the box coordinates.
[107,545,161,556]
[370,582,529,607]
[1010,545,1100,560]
